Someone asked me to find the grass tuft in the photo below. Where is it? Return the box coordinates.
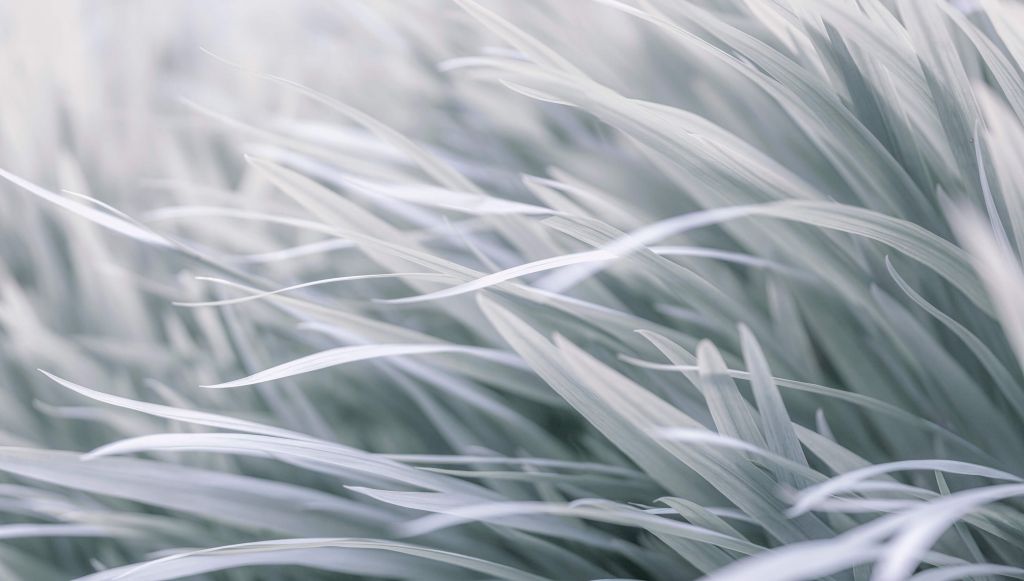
[2,0,1024,579]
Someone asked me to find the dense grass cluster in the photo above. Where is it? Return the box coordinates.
[2,0,1024,579]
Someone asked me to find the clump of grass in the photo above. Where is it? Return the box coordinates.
[2,0,1024,579]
